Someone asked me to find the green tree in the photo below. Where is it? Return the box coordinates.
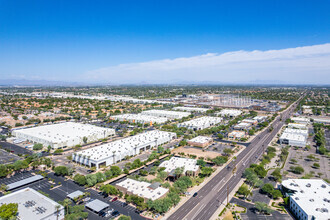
[199,167,214,177]
[118,215,131,220]
[110,166,122,176]
[54,166,69,176]
[73,174,86,186]
[0,203,18,220]
[85,174,98,186]
[237,184,251,199]
[271,168,282,181]
[212,156,228,166]
[254,165,267,178]
[33,143,43,151]
[100,184,119,196]
[255,202,273,214]
[223,148,233,156]
[83,136,88,144]
[261,183,274,196]
[271,190,282,199]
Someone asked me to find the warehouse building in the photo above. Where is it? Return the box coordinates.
[291,117,310,125]
[253,115,268,122]
[116,179,168,201]
[0,187,65,220]
[216,109,242,117]
[187,136,213,148]
[178,116,222,130]
[284,128,309,138]
[281,179,329,220]
[110,113,168,125]
[288,123,308,130]
[173,106,209,113]
[140,109,190,119]
[73,130,176,169]
[159,157,200,177]
[12,122,115,149]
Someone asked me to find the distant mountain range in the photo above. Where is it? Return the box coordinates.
[0,78,327,87]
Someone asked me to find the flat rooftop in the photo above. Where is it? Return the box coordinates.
[173,106,209,112]
[0,187,64,220]
[159,157,199,173]
[282,179,330,220]
[7,175,44,190]
[188,136,212,144]
[13,122,114,143]
[116,179,168,201]
[75,130,176,161]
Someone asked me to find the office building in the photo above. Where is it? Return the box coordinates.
[281,179,329,220]
[116,179,168,201]
[0,187,64,220]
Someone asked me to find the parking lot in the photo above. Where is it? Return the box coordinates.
[0,141,33,155]
[0,170,146,220]
[0,149,21,164]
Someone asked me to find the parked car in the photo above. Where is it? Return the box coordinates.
[193,192,198,197]
[111,197,118,202]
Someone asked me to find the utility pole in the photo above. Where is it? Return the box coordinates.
[227,185,229,205]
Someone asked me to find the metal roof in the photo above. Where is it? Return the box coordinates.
[6,175,44,190]
[85,199,109,213]
[67,190,84,200]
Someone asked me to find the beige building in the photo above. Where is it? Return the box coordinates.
[187,136,213,148]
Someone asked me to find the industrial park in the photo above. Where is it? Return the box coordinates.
[0,1,329,220]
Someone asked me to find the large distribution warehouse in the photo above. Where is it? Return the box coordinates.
[178,116,222,130]
[110,113,168,124]
[140,109,190,119]
[72,130,176,169]
[12,122,115,149]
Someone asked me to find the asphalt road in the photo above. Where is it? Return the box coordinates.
[168,99,301,220]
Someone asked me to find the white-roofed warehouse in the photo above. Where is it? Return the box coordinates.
[73,130,176,169]
[12,122,115,149]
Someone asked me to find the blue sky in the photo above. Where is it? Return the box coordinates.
[0,0,330,84]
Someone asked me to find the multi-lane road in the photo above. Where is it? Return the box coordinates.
[168,99,301,220]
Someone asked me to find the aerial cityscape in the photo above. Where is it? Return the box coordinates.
[0,1,329,220]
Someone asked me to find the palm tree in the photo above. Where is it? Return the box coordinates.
[62,198,72,215]
[55,204,61,220]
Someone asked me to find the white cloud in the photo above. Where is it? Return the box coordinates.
[85,43,330,84]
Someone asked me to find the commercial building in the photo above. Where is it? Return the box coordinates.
[187,136,213,148]
[72,130,176,169]
[159,157,200,177]
[178,116,222,130]
[242,119,258,125]
[116,179,169,201]
[110,114,168,125]
[284,128,309,138]
[281,179,329,220]
[12,122,115,149]
[140,110,190,120]
[288,123,308,130]
[173,106,209,113]
[0,187,65,220]
[279,133,307,147]
[228,130,246,139]
[216,109,242,117]
[253,115,268,122]
[234,122,252,130]
[291,117,310,125]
